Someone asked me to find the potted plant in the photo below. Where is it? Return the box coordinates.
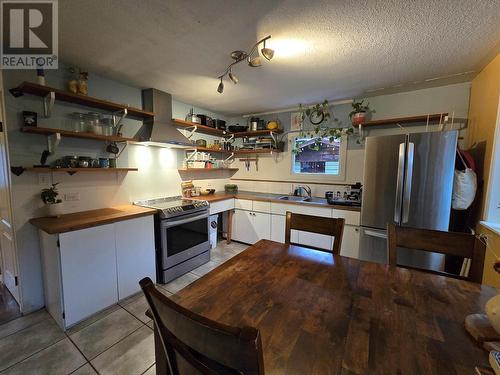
[349,99,374,126]
[41,183,63,217]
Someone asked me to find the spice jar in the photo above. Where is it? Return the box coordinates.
[77,71,88,95]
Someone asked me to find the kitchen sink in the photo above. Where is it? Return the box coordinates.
[278,195,308,202]
[278,196,330,204]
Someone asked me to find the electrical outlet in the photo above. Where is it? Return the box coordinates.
[38,173,50,185]
[64,192,80,202]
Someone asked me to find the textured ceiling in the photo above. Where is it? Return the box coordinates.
[59,0,500,115]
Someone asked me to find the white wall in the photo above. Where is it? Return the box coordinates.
[3,66,230,312]
[230,82,471,194]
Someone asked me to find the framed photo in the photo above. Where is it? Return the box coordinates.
[23,111,37,127]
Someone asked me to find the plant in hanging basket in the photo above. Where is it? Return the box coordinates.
[349,99,374,126]
[41,183,63,217]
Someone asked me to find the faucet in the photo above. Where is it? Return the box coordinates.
[293,185,312,198]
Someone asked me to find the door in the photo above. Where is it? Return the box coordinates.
[115,216,156,300]
[358,227,388,264]
[232,209,257,244]
[59,224,118,327]
[403,131,457,230]
[361,134,406,229]
[253,212,270,241]
[340,225,360,259]
[271,214,285,243]
[0,125,18,302]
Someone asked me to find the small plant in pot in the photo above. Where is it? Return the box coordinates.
[349,99,374,126]
[41,183,63,217]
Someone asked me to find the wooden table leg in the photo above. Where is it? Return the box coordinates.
[226,209,233,244]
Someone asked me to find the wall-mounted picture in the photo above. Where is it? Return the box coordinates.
[22,111,37,127]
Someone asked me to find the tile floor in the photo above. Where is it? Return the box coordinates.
[0,283,20,325]
[0,241,247,375]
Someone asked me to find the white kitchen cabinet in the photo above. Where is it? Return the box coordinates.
[59,224,118,327]
[253,212,271,241]
[340,225,360,259]
[209,199,234,215]
[38,215,155,330]
[271,214,285,243]
[232,209,270,245]
[232,209,255,244]
[115,216,156,300]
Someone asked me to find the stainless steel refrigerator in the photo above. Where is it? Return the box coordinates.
[359,130,458,270]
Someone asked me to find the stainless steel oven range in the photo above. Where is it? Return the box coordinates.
[134,196,210,283]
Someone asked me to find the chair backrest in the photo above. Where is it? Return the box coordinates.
[140,277,265,375]
[285,211,345,254]
[387,224,486,283]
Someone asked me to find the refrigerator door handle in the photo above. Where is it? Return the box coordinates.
[402,142,415,223]
[394,142,405,224]
[364,229,388,239]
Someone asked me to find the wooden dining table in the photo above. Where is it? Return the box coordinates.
[156,239,497,374]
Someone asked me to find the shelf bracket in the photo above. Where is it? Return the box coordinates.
[112,108,128,127]
[269,131,277,145]
[223,152,234,163]
[224,134,234,143]
[43,91,55,118]
[185,126,197,139]
[47,133,61,154]
[185,150,198,162]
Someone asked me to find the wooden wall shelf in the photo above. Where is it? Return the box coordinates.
[10,82,155,120]
[21,126,138,143]
[11,166,138,176]
[174,119,225,136]
[186,147,279,155]
[173,119,282,138]
[178,168,238,172]
[361,113,449,128]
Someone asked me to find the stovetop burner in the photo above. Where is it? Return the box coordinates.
[134,196,209,219]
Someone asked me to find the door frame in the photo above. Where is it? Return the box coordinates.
[0,71,21,307]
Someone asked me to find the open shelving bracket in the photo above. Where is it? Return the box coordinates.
[43,91,55,118]
[223,152,234,163]
[184,125,198,139]
[47,132,61,154]
[112,108,128,127]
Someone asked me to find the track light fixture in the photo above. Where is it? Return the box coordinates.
[216,35,274,93]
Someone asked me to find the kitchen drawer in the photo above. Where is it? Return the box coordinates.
[235,199,253,211]
[270,202,332,218]
[252,200,271,213]
[209,199,234,215]
[332,209,360,226]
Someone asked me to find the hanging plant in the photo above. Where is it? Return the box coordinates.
[291,100,353,154]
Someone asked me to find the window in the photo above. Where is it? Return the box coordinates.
[292,137,342,176]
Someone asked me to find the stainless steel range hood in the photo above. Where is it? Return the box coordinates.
[134,89,194,148]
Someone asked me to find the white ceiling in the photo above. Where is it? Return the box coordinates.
[59,0,500,116]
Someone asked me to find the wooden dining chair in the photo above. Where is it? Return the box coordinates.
[285,211,345,254]
[387,224,486,283]
[139,277,265,375]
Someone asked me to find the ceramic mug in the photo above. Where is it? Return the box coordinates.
[99,158,109,168]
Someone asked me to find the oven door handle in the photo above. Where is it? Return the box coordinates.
[162,212,209,228]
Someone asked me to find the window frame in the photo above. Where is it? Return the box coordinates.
[290,135,348,181]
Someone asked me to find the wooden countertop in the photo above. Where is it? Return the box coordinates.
[30,205,157,234]
[192,192,361,212]
[172,239,495,374]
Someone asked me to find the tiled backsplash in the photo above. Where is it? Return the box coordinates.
[228,179,352,198]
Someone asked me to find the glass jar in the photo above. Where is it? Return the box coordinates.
[87,112,102,135]
[68,112,88,132]
[100,118,115,136]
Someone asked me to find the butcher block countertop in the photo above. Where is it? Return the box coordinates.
[192,191,361,212]
[30,205,157,234]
